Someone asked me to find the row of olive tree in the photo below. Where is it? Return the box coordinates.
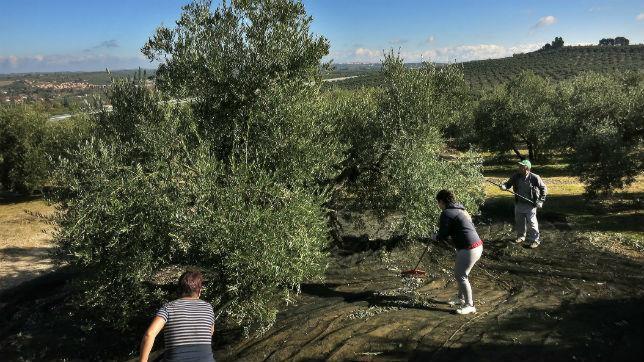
[48,0,485,336]
[470,70,643,196]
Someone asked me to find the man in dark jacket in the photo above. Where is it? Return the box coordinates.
[501,160,547,248]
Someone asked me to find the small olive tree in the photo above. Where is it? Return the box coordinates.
[557,72,644,196]
[473,70,558,162]
[331,54,484,238]
[0,105,48,193]
[0,105,91,194]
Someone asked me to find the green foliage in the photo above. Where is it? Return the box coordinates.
[0,105,91,193]
[51,81,331,332]
[474,70,558,161]
[140,0,341,188]
[52,0,338,333]
[557,72,644,195]
[600,37,630,46]
[325,45,644,91]
[332,53,484,238]
[0,106,48,193]
[142,0,330,162]
[243,80,343,186]
[43,114,95,164]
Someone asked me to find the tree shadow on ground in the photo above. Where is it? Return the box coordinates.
[300,283,451,313]
[0,192,42,205]
[301,297,644,362]
[0,246,54,290]
[0,266,148,361]
[482,194,644,233]
[404,297,644,362]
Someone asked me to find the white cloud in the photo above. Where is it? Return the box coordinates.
[352,47,382,62]
[0,53,156,74]
[636,13,644,21]
[426,36,435,44]
[415,43,542,63]
[328,42,543,64]
[532,15,557,29]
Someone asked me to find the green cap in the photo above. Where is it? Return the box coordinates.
[518,159,532,169]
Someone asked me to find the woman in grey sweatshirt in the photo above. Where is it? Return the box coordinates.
[435,189,483,315]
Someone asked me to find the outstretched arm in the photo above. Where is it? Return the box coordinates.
[139,316,166,362]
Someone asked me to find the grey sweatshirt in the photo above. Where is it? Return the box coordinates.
[437,202,482,250]
[503,172,547,206]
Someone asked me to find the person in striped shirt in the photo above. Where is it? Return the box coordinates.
[139,270,216,362]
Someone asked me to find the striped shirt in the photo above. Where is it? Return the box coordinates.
[156,299,215,348]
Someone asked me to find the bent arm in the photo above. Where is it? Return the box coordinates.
[537,176,547,201]
[139,316,166,362]
[437,212,450,243]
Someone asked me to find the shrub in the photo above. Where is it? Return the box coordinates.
[558,72,644,195]
[332,53,484,238]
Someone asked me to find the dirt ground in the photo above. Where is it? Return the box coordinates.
[0,196,55,294]
[212,204,644,362]
[0,187,642,361]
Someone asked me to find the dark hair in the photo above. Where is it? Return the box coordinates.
[435,189,455,204]
[178,270,203,297]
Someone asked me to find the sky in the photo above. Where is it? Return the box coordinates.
[1,0,643,73]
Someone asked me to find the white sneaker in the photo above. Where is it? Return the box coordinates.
[515,237,525,244]
[529,240,540,248]
[456,305,477,315]
[448,297,465,308]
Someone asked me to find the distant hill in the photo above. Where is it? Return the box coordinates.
[0,69,156,85]
[325,45,644,90]
[462,44,644,89]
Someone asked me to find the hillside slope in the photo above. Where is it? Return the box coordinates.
[463,45,644,88]
[327,45,644,90]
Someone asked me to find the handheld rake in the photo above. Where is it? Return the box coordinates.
[401,243,431,278]
[485,179,535,205]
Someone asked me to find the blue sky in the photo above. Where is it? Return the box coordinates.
[1,0,643,73]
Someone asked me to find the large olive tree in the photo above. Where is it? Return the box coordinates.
[52,0,341,333]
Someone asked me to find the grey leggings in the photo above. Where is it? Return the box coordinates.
[454,245,483,307]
